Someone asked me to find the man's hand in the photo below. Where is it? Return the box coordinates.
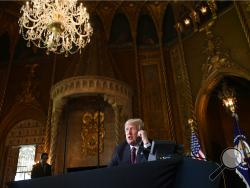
[138,130,149,145]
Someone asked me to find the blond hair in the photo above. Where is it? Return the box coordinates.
[124,118,144,130]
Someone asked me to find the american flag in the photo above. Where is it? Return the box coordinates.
[233,113,250,188]
[191,130,206,161]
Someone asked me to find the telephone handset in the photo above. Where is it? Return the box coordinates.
[136,127,143,144]
[136,135,142,144]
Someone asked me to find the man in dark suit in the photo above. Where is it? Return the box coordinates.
[31,153,52,178]
[108,118,151,167]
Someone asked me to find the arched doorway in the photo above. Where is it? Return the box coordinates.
[197,76,250,188]
[2,119,45,188]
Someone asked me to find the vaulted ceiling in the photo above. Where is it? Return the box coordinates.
[0,1,232,62]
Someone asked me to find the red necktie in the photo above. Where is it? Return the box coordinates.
[131,147,136,164]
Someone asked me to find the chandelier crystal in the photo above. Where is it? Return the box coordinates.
[18,0,93,57]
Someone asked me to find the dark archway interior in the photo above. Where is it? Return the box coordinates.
[205,76,250,188]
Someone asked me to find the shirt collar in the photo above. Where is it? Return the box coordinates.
[130,145,139,150]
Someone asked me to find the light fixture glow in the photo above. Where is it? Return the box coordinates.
[218,83,237,113]
[18,0,93,57]
[200,6,207,14]
[184,18,191,25]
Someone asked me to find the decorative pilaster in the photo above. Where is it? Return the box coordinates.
[112,104,123,144]
[49,99,66,172]
[169,32,196,152]
[43,102,52,154]
[158,30,176,141]
[44,55,57,154]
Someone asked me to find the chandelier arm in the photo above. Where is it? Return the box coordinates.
[22,22,42,31]
[63,26,90,40]
[22,11,42,23]
[21,13,43,26]
[68,15,80,26]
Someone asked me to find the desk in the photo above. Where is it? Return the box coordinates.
[175,157,220,188]
[8,157,220,188]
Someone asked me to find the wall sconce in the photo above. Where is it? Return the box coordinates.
[218,83,237,113]
[176,0,217,33]
[200,6,208,15]
[184,18,191,26]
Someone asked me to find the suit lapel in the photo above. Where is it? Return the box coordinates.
[137,144,147,163]
[122,144,131,164]
[136,146,142,163]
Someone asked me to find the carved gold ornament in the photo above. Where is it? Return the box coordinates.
[81,111,104,155]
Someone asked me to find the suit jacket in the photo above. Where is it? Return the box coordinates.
[31,162,52,178]
[108,141,151,167]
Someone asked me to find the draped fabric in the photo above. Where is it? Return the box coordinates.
[190,130,206,161]
[233,113,250,188]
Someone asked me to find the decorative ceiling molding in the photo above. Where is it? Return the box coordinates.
[119,1,145,40]
[147,1,168,34]
[96,1,120,40]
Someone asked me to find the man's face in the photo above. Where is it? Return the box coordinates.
[41,155,48,164]
[125,123,139,145]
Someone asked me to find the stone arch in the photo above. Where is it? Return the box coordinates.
[0,103,46,188]
[0,103,46,142]
[195,66,250,156]
[48,76,132,174]
[136,8,159,47]
[109,10,132,46]
[162,4,177,45]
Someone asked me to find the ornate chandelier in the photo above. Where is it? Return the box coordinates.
[18,0,93,57]
[218,83,237,113]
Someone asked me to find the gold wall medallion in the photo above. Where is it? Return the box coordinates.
[81,111,105,156]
